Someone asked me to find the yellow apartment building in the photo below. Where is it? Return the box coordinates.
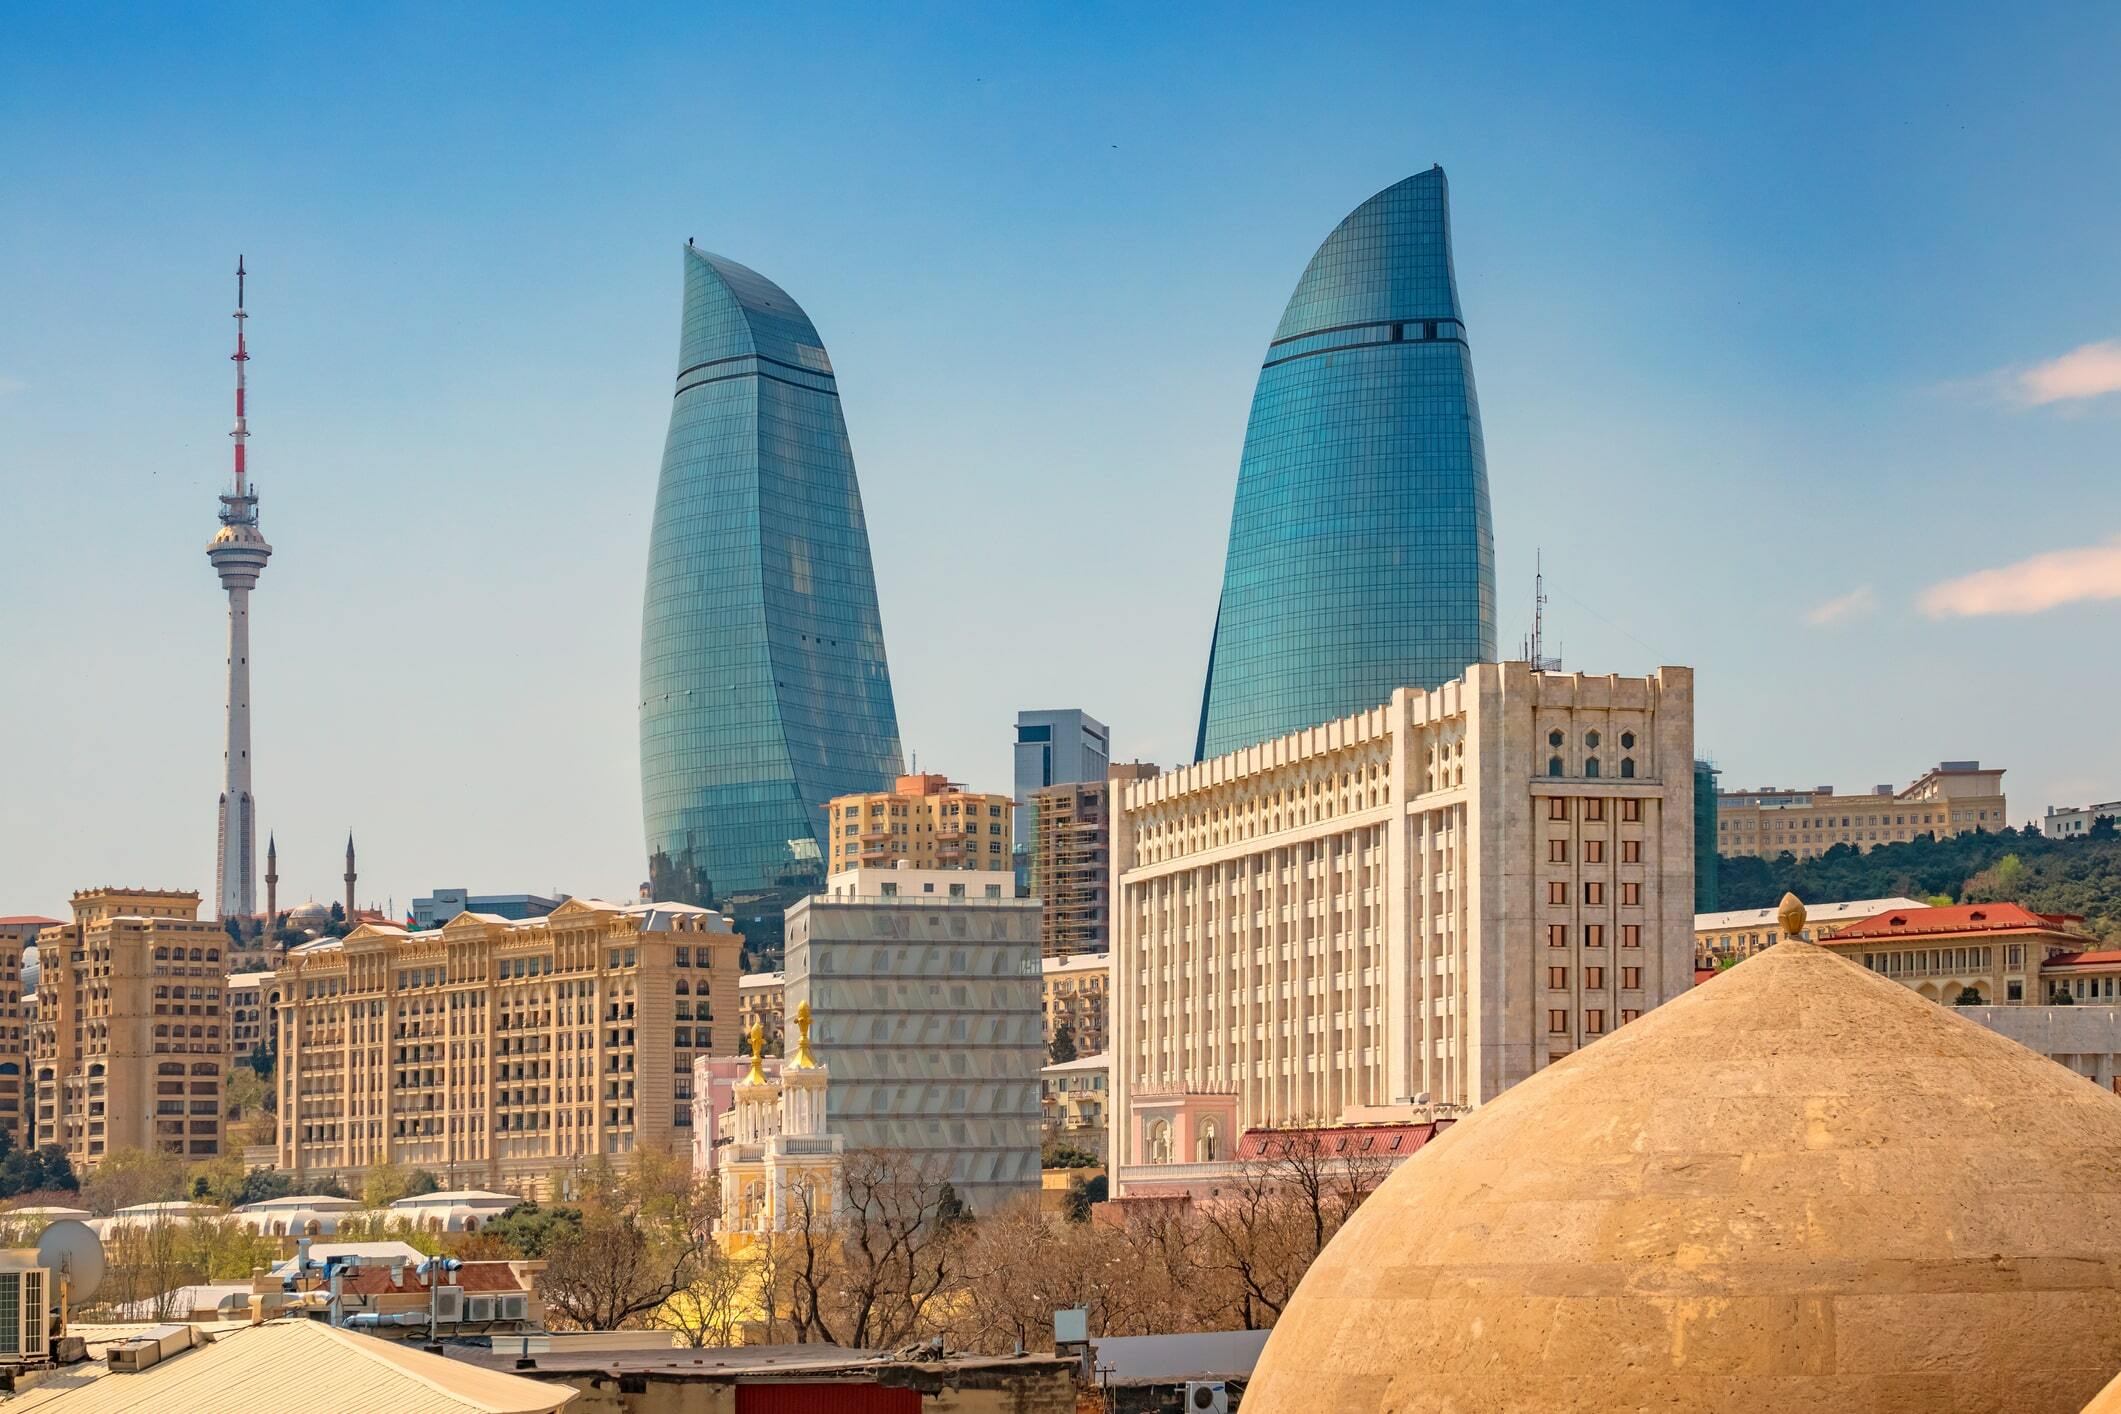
[825,773,1013,876]
[1716,761,2006,860]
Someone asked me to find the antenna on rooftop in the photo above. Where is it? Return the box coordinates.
[1521,550,1562,673]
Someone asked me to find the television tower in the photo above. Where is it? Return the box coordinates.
[207,257,273,921]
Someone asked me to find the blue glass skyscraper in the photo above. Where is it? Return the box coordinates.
[1195,167,1497,760]
[640,245,904,961]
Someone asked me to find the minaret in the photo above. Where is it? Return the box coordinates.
[207,257,273,921]
[264,833,279,924]
[344,833,357,918]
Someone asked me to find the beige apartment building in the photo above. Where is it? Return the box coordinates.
[276,896,740,1195]
[1028,762,1159,957]
[1109,663,1696,1195]
[31,888,229,1169]
[1716,761,2007,860]
[226,969,280,1063]
[1043,951,1109,1058]
[825,773,1014,877]
[738,970,785,1053]
[0,916,52,1149]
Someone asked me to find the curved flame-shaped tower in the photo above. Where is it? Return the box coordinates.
[639,246,903,959]
[1195,167,1496,760]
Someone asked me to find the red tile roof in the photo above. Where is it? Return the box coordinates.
[2041,949,2121,970]
[1236,1120,1453,1162]
[336,1261,527,1295]
[0,917,61,928]
[1694,967,1719,988]
[1829,902,2090,942]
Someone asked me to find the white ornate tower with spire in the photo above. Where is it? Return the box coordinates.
[208,257,272,921]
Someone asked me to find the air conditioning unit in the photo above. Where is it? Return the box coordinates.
[432,1286,463,1324]
[499,1293,529,1323]
[1184,1381,1229,1414]
[0,1268,47,1361]
[465,1295,495,1323]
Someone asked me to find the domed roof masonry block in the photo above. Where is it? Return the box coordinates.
[1244,939,2121,1414]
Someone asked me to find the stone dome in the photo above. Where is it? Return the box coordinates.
[286,900,330,929]
[1244,939,2121,1414]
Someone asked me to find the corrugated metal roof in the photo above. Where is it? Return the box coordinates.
[7,1319,574,1413]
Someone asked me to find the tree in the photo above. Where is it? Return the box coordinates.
[1060,1172,1107,1223]
[1954,986,1986,1006]
[1042,1142,1100,1170]
[360,1162,441,1209]
[1195,1126,1391,1328]
[784,1148,962,1348]
[81,1147,187,1215]
[1049,1023,1077,1064]
[537,1147,716,1331]
[482,1202,584,1259]
[0,1145,78,1200]
[187,1154,247,1206]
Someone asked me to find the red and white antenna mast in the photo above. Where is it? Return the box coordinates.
[222,256,256,522]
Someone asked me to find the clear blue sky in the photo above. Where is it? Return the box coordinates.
[5,2,2120,917]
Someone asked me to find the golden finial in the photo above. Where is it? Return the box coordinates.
[791,1000,818,1070]
[1777,892,1808,941]
[743,1019,766,1084]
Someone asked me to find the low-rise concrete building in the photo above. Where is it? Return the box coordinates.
[1717,760,2007,860]
[1695,896,1924,968]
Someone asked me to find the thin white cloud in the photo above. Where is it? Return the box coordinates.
[1805,585,1877,626]
[2018,340,2121,406]
[1920,536,2121,618]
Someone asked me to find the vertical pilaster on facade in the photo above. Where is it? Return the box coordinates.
[275,896,741,1194]
[1110,665,1696,1195]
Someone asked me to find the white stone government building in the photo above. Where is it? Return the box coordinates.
[1108,663,1696,1195]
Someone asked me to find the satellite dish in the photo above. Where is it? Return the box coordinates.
[35,1220,106,1306]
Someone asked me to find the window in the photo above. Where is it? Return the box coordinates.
[1584,924,1605,948]
[1584,799,1606,822]
[1547,924,1568,948]
[1585,758,1601,779]
[1622,967,1641,989]
[1584,840,1605,864]
[1621,1008,1641,1024]
[1585,731,1601,749]
[1548,967,1568,989]
[1548,756,1564,777]
[1585,966,1604,989]
[1583,882,1605,905]
[1547,798,1568,821]
[1622,798,1642,822]
[1548,729,1564,748]
[1620,758,1636,779]
[1620,883,1642,906]
[1548,1010,1568,1035]
[1622,925,1642,948]
[1586,1009,1606,1035]
[1547,882,1568,905]
[1621,839,1641,864]
[1548,839,1568,863]
[1620,732,1635,749]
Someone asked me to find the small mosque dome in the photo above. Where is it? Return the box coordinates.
[1244,935,2121,1414]
[286,900,330,930]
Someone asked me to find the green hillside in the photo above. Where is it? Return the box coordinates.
[1716,822,2121,943]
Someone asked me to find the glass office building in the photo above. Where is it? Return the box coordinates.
[640,245,904,963]
[1195,166,1497,760]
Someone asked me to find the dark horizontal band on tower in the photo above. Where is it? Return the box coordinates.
[675,351,836,383]
[674,366,841,400]
[1261,318,1468,369]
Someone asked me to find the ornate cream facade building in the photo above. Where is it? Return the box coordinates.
[1109,663,1695,1195]
[713,1004,844,1248]
[31,888,229,1168]
[275,896,739,1194]
[825,773,1014,876]
[1716,760,2007,859]
[0,915,50,1149]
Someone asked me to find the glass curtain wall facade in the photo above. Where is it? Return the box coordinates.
[1195,166,1497,760]
[640,245,904,965]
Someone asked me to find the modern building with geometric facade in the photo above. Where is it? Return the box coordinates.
[784,867,1043,1214]
[1196,166,1497,760]
[639,245,905,965]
